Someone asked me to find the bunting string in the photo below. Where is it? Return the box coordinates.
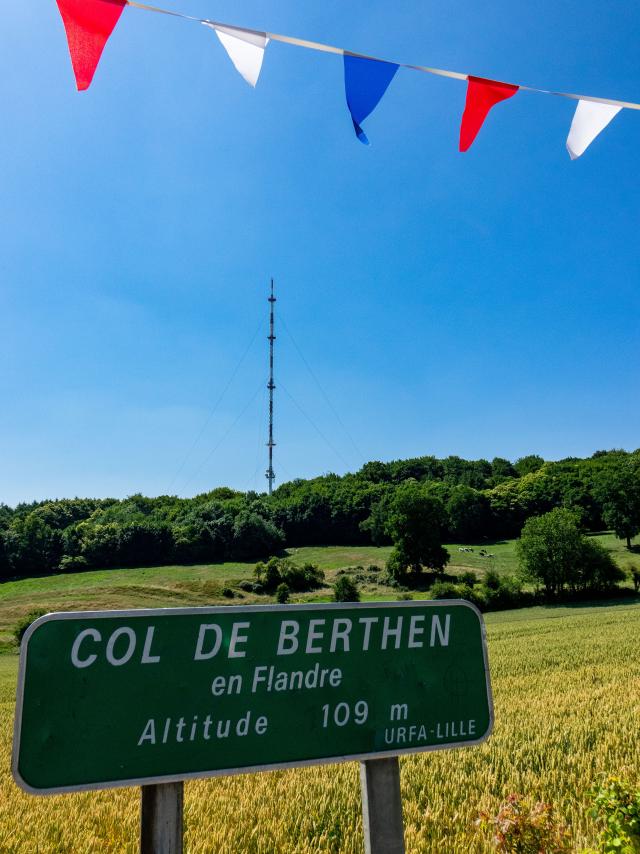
[126,0,640,110]
[56,0,640,157]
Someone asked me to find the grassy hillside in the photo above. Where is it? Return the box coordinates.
[293,531,638,576]
[0,532,636,653]
[0,601,638,851]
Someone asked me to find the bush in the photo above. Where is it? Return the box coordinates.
[253,558,282,592]
[368,564,381,573]
[459,570,478,587]
[281,561,324,592]
[589,776,640,852]
[482,574,527,610]
[579,539,625,591]
[590,777,640,854]
[457,583,485,608]
[276,583,290,604]
[631,567,640,594]
[238,580,257,593]
[222,587,234,599]
[430,581,459,600]
[14,610,48,646]
[477,793,571,853]
[430,580,485,607]
[255,558,324,594]
[333,576,360,602]
[484,569,502,591]
[397,592,413,601]
[58,555,89,573]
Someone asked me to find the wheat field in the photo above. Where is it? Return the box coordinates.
[0,602,638,852]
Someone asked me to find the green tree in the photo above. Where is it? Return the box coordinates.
[594,464,640,549]
[74,522,121,568]
[385,482,449,580]
[577,538,624,591]
[445,486,490,541]
[514,455,545,477]
[360,491,393,545]
[490,457,518,483]
[231,511,285,560]
[117,521,174,567]
[4,514,63,575]
[0,531,10,578]
[516,508,584,596]
[517,508,623,596]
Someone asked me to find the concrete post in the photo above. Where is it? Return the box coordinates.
[360,757,405,854]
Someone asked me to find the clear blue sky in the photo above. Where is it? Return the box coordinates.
[1,0,639,506]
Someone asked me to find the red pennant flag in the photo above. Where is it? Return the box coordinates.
[459,76,518,152]
[55,0,126,91]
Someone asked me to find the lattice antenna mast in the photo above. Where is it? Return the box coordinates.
[266,279,276,495]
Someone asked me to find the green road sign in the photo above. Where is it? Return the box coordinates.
[13,600,493,794]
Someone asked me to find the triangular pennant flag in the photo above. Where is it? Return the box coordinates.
[203,23,269,88]
[566,100,622,160]
[343,54,399,145]
[55,0,126,91]
[459,76,519,152]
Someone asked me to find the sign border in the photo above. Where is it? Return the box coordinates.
[12,599,494,795]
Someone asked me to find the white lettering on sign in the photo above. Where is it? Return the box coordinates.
[305,619,325,654]
[228,622,250,659]
[381,616,403,650]
[194,624,223,660]
[430,615,450,647]
[138,718,156,745]
[141,627,161,664]
[389,703,409,721]
[276,613,452,655]
[70,626,160,668]
[251,663,342,693]
[106,627,136,666]
[408,615,425,648]
[276,620,299,655]
[329,618,352,652]
[211,674,243,696]
[137,712,270,746]
[358,617,378,650]
[68,611,454,672]
[70,628,101,669]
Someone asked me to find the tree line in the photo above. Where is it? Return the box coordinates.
[0,448,639,579]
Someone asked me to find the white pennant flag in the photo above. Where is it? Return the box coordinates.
[203,23,269,88]
[566,99,621,160]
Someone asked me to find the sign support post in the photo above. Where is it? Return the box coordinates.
[360,757,405,854]
[140,782,183,854]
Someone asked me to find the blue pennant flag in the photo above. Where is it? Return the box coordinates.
[343,53,399,144]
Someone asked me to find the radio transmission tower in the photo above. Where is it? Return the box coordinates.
[266,279,276,495]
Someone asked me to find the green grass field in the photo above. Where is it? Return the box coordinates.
[0,533,636,653]
[291,531,638,577]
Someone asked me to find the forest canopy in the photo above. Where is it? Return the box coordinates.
[0,449,638,579]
